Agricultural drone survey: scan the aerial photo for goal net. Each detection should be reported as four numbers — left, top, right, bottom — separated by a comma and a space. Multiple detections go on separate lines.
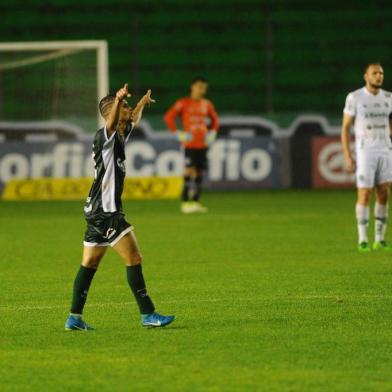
0, 41, 109, 134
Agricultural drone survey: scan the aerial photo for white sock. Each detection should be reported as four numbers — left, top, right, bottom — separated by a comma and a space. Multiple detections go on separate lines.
356, 204, 369, 244
375, 203, 388, 243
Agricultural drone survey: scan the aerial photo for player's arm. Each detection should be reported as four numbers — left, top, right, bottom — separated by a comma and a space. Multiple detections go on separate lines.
106, 84, 129, 136
389, 115, 392, 136
164, 99, 184, 133
132, 89, 156, 127
206, 101, 220, 145
208, 101, 219, 132
341, 92, 356, 172
164, 99, 191, 142
341, 113, 355, 173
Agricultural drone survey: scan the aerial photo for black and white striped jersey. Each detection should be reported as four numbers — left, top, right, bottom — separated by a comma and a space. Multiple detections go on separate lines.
84, 123, 134, 217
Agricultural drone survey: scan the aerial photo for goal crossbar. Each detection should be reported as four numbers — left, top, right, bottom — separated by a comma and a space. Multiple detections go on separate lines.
0, 40, 109, 128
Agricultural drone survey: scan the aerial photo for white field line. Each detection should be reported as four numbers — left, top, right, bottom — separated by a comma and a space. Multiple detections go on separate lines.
1, 294, 392, 311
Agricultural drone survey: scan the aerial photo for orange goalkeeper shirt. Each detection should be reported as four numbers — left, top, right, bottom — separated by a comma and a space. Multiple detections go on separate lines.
164, 97, 219, 149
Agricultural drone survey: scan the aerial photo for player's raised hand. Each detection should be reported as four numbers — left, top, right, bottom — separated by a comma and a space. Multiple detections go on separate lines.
141, 89, 156, 107
116, 83, 131, 101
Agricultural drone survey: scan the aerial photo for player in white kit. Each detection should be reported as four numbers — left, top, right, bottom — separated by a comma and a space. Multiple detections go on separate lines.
341, 63, 392, 252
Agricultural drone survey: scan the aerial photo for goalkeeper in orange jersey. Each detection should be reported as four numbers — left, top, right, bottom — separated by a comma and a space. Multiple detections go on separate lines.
164, 77, 219, 213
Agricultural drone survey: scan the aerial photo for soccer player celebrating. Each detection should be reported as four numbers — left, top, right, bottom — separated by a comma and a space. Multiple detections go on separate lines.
341, 63, 392, 252
65, 84, 175, 330
164, 77, 219, 213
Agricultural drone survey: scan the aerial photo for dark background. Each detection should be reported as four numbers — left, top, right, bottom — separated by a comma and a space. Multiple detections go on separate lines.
1, 0, 391, 121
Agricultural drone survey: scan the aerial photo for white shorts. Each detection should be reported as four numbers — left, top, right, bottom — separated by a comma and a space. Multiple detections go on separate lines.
356, 149, 392, 188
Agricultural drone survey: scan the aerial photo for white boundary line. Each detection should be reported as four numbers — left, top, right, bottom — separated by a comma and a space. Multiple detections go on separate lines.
2, 295, 392, 311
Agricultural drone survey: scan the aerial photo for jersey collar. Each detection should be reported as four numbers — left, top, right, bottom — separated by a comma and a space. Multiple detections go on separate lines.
363, 86, 381, 97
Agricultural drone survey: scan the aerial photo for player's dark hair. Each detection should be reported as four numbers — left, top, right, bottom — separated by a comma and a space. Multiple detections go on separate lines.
99, 93, 116, 115
191, 76, 208, 85
364, 62, 382, 73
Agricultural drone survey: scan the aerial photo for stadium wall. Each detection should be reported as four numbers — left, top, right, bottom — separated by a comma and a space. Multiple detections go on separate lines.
1, 0, 392, 120
0, 114, 353, 198
1, 1, 388, 194
0, 134, 291, 195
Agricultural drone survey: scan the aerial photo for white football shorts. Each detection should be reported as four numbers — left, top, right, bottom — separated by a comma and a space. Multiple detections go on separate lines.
356, 149, 392, 188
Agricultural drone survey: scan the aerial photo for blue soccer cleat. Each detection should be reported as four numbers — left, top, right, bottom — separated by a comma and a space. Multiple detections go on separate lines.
65, 314, 94, 331
141, 312, 175, 328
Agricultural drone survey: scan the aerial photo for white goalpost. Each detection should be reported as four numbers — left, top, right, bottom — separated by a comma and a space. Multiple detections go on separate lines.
0, 40, 109, 131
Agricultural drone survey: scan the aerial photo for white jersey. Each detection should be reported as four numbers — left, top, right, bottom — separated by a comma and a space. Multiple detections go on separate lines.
343, 87, 392, 151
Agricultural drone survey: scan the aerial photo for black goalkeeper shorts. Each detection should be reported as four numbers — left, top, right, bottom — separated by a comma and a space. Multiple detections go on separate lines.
185, 148, 208, 170
83, 213, 133, 247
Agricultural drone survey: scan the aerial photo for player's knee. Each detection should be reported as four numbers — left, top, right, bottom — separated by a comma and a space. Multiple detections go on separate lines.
185, 168, 194, 177
134, 251, 143, 264
358, 191, 372, 205
82, 257, 100, 269
376, 188, 389, 204
378, 194, 388, 204
188, 168, 197, 178
127, 251, 143, 266
195, 174, 203, 184
82, 256, 101, 269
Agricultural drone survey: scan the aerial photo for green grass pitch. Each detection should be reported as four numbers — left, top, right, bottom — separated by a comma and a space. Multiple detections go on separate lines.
1, 190, 392, 391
